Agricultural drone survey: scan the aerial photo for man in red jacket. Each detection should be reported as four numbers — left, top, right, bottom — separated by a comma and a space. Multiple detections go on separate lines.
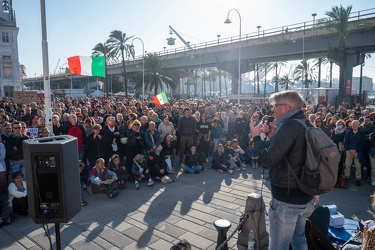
64, 114, 86, 160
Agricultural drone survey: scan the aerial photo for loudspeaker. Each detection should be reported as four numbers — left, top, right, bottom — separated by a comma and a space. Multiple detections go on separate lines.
23, 135, 81, 224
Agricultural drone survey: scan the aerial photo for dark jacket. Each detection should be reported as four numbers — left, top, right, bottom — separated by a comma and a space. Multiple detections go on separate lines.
5, 134, 30, 161
344, 129, 366, 152
212, 151, 227, 168
254, 110, 313, 204
184, 152, 202, 168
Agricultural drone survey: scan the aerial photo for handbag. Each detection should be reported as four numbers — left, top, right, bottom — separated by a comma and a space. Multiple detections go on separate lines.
150, 132, 163, 152
336, 176, 348, 189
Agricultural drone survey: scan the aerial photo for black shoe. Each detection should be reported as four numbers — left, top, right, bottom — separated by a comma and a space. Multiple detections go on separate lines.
355, 180, 361, 186
194, 171, 200, 174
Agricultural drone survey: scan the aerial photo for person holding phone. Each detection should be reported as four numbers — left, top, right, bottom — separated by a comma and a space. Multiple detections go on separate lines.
88, 158, 119, 198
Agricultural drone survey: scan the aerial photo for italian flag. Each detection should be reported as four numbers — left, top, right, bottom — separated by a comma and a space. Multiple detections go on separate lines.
152, 92, 169, 106
67, 56, 105, 77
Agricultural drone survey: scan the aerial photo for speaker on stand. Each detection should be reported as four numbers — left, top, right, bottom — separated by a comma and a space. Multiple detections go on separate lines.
23, 135, 81, 250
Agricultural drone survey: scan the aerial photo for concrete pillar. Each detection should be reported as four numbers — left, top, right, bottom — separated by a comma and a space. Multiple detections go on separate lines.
214, 219, 231, 250
237, 193, 269, 250
344, 53, 355, 95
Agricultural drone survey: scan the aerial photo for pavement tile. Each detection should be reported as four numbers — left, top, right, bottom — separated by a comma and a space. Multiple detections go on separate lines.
178, 231, 214, 249
174, 219, 206, 234
148, 238, 173, 250
153, 221, 186, 238
71, 240, 104, 250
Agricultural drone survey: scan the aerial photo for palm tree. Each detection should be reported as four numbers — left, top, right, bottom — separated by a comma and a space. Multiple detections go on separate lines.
207, 68, 218, 96
132, 53, 176, 96
279, 74, 293, 90
269, 61, 287, 92
107, 30, 134, 97
293, 60, 317, 88
92, 42, 114, 96
318, 5, 369, 104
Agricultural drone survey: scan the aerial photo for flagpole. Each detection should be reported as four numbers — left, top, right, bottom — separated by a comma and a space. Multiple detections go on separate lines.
40, 0, 52, 136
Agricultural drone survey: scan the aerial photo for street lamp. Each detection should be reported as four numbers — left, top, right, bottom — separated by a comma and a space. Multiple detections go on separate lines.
257, 26, 261, 38
224, 8, 242, 104
217, 34, 221, 46
131, 37, 145, 100
312, 13, 317, 27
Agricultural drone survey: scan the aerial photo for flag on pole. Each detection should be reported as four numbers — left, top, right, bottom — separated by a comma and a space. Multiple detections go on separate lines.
152, 92, 169, 106
67, 56, 105, 77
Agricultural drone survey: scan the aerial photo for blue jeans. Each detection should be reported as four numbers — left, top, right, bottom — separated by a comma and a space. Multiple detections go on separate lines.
269, 198, 314, 250
182, 164, 203, 174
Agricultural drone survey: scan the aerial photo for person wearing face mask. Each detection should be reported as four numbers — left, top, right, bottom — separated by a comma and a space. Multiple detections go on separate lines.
234, 111, 249, 147
331, 119, 347, 183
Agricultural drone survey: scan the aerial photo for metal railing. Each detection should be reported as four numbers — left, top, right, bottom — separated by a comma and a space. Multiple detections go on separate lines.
25, 8, 375, 80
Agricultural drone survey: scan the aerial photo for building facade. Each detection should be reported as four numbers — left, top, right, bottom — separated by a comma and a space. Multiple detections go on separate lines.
0, 0, 20, 97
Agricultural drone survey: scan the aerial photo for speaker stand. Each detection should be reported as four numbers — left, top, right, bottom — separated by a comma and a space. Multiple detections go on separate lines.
55, 223, 61, 250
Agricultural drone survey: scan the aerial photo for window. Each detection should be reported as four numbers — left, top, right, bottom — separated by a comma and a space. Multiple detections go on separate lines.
2, 32, 9, 43
2, 55, 10, 60
2, 1, 9, 13
3, 62, 12, 78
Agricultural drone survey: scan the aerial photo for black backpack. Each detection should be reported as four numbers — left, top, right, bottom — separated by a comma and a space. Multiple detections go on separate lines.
287, 119, 339, 196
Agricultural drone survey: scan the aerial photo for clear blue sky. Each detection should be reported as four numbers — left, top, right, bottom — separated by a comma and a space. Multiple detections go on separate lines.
13, 0, 375, 82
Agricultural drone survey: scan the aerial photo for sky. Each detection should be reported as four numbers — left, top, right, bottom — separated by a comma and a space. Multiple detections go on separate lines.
13, 0, 375, 83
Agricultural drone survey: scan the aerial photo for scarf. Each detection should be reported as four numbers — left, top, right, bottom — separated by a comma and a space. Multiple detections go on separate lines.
275, 109, 301, 127
334, 126, 346, 135
362, 124, 374, 134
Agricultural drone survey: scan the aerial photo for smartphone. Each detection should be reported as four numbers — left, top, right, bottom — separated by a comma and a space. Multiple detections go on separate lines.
267, 117, 274, 123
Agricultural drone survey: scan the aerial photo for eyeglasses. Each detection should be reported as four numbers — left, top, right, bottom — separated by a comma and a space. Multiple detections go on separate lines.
13, 127, 21, 130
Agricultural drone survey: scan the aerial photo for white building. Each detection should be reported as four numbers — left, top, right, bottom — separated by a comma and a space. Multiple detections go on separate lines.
0, 0, 21, 97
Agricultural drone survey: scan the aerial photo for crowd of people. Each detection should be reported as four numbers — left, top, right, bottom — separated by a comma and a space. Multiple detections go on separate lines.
0, 93, 373, 249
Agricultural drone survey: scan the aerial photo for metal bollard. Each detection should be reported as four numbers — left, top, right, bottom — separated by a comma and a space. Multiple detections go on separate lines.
214, 219, 231, 250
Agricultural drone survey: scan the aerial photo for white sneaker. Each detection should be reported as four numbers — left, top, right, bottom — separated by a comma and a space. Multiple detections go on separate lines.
228, 170, 233, 175
236, 168, 241, 172
217, 169, 223, 174
372, 181, 375, 187
242, 166, 246, 171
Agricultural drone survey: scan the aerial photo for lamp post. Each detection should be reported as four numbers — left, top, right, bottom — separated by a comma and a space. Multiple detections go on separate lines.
224, 8, 242, 104
217, 34, 221, 46
292, 27, 305, 88
131, 37, 145, 100
257, 25, 261, 38
312, 13, 317, 27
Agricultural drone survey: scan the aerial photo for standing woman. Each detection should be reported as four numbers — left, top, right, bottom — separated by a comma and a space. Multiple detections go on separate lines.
332, 119, 347, 181
145, 121, 162, 155
86, 124, 107, 167
158, 115, 176, 141
52, 114, 63, 136
196, 113, 211, 163
127, 113, 138, 129
125, 120, 142, 173
101, 116, 121, 162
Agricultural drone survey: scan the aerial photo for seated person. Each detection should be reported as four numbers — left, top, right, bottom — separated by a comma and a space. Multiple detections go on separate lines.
132, 154, 154, 189
8, 171, 28, 215
147, 151, 173, 184
342, 192, 375, 250
79, 159, 90, 191
182, 145, 203, 174
88, 158, 119, 198
224, 141, 241, 171
108, 154, 128, 190
231, 139, 246, 170
161, 134, 175, 174
211, 144, 233, 174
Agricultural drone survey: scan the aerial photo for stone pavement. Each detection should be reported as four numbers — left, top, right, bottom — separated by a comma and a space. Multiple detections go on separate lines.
1, 164, 374, 250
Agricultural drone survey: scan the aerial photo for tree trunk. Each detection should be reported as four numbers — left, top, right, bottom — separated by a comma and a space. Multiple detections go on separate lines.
194, 70, 198, 97
318, 58, 322, 88
275, 64, 278, 92
337, 39, 346, 105
359, 62, 363, 104
264, 66, 267, 99
121, 49, 128, 97
256, 64, 260, 95
224, 74, 228, 97
329, 61, 333, 88
219, 70, 222, 97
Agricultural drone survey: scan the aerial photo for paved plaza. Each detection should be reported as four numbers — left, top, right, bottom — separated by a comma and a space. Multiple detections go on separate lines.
1, 163, 374, 250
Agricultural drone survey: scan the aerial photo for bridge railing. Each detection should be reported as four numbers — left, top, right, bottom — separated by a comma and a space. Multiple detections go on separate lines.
28, 8, 375, 80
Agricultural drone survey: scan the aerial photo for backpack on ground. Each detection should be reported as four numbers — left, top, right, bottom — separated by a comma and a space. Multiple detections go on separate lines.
287, 119, 340, 196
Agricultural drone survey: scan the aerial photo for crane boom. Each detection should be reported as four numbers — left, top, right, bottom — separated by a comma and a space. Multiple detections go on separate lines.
53, 58, 60, 74
169, 25, 193, 50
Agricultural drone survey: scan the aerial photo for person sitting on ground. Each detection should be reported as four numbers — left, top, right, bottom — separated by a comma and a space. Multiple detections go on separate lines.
211, 144, 233, 174
224, 141, 241, 171
131, 154, 154, 189
147, 151, 173, 184
231, 139, 246, 170
88, 158, 119, 198
79, 159, 90, 191
161, 134, 175, 174
342, 192, 375, 250
170, 239, 192, 250
108, 154, 128, 190
182, 145, 203, 174
8, 171, 28, 215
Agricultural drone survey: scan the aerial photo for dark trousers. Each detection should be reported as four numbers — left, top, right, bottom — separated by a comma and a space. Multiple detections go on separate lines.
179, 135, 193, 163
